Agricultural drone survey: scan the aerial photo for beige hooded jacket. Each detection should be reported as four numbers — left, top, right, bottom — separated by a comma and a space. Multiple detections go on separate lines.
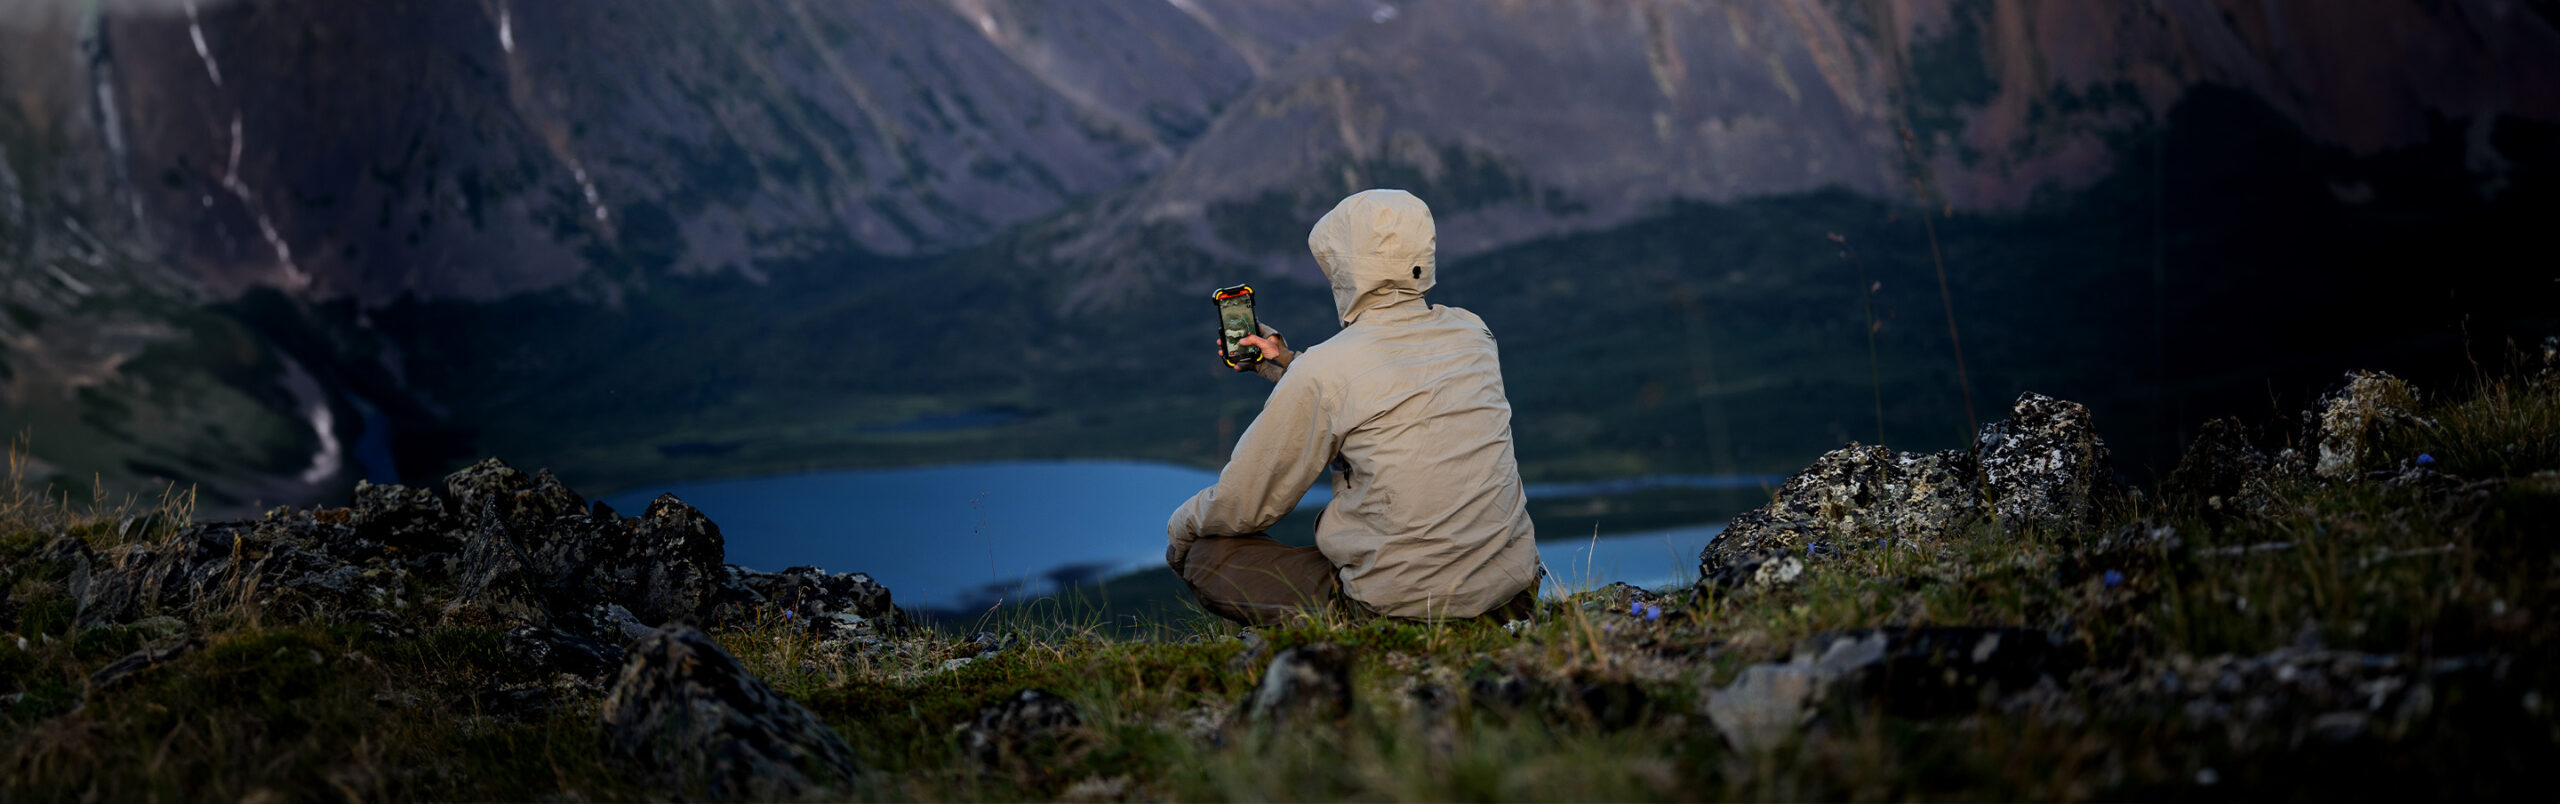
1166, 189, 1542, 619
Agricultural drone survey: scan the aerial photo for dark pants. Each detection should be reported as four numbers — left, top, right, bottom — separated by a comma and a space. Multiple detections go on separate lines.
1178, 533, 1538, 626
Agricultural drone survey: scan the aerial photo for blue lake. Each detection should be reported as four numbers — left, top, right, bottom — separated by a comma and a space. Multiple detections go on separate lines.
604, 461, 1733, 611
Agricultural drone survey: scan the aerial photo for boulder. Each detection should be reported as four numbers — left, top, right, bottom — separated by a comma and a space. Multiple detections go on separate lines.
600, 625, 857, 800
2306, 370, 2423, 480
1975, 393, 2118, 533
1698, 445, 1977, 589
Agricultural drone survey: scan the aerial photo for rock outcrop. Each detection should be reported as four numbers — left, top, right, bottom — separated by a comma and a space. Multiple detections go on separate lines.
1700, 393, 2119, 591
58, 457, 908, 685
1701, 446, 1979, 588
601, 625, 859, 799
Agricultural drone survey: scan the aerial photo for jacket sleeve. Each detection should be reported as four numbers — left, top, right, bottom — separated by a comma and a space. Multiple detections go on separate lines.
1166, 369, 1339, 569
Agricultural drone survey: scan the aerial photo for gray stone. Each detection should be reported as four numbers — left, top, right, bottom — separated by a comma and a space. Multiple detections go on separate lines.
1703, 662, 1828, 752
1242, 643, 1353, 728
601, 625, 857, 800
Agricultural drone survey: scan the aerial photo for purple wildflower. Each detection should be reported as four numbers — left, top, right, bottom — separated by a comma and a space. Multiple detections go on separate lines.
782, 609, 796, 620
2416, 453, 2437, 466
2103, 570, 2124, 589
1642, 603, 1663, 621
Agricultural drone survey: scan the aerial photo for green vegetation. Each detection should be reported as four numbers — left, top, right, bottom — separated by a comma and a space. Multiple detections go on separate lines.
2, 370, 2553, 799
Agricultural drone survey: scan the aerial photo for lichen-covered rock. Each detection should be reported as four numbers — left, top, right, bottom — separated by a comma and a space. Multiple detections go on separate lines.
719, 564, 908, 647
1583, 581, 1667, 618
1242, 643, 1353, 728
60, 455, 905, 707
1699, 445, 1977, 589
441, 458, 587, 528
2308, 370, 2423, 480
954, 689, 1088, 772
617, 495, 727, 626
2161, 417, 2271, 513
519, 509, 635, 614
1976, 393, 2117, 533
600, 625, 857, 799
443, 500, 550, 627
350, 480, 455, 557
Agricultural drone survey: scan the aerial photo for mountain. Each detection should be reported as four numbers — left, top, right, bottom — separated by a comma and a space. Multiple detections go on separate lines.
2, 0, 2556, 513
1050, 0, 2560, 304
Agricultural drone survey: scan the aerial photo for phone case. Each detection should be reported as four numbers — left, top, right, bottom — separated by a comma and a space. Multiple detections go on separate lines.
1213, 284, 1260, 370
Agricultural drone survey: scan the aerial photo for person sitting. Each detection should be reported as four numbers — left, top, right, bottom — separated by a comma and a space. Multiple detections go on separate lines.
1165, 189, 1542, 626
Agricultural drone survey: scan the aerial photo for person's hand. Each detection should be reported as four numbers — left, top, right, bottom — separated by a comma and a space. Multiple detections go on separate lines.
1212, 324, 1293, 369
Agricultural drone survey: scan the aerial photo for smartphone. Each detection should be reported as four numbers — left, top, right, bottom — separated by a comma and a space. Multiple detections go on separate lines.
1213, 284, 1260, 371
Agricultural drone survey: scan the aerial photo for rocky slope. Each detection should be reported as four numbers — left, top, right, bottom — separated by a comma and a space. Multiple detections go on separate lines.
3, 362, 2554, 798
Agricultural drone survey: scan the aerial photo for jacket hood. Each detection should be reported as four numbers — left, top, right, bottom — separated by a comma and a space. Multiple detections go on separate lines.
1308, 189, 1436, 326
